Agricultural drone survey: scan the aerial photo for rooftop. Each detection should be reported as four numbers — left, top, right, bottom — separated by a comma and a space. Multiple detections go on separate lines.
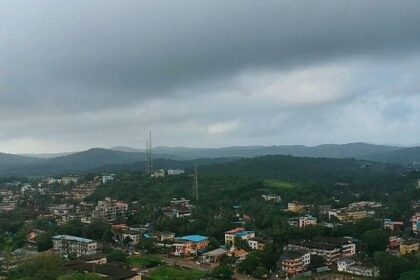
177, 235, 208, 243
52, 235, 95, 244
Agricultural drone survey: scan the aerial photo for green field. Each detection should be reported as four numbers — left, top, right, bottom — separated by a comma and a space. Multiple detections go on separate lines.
148, 266, 206, 280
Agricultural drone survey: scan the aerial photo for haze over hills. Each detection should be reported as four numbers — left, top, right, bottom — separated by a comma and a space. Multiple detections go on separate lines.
0, 142, 419, 176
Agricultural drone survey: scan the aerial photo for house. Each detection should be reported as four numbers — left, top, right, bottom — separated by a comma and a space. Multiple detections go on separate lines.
248, 238, 267, 251
281, 250, 311, 276
225, 228, 255, 247
228, 249, 249, 263
52, 235, 97, 258
173, 235, 209, 256
387, 236, 403, 255
337, 258, 379, 278
400, 240, 420, 256
383, 219, 404, 232
148, 231, 175, 242
26, 229, 46, 250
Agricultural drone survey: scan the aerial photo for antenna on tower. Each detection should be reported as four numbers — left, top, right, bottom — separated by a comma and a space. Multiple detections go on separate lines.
144, 131, 153, 175
193, 164, 199, 201
149, 131, 153, 173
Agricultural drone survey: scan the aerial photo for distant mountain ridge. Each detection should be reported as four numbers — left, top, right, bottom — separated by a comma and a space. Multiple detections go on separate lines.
113, 142, 402, 160
0, 142, 418, 176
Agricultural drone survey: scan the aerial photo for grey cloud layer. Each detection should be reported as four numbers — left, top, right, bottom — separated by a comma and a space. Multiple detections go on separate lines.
0, 0, 419, 152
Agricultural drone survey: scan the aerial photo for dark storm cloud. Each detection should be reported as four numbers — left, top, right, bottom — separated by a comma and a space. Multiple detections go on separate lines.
0, 0, 420, 152
1, 1, 419, 106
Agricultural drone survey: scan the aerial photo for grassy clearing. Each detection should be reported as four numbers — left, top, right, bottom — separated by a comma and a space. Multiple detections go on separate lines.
264, 179, 299, 190
128, 255, 164, 268
148, 266, 206, 280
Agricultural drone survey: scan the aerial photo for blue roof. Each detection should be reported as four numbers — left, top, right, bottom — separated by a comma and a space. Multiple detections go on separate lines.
234, 231, 254, 237
177, 235, 208, 242
52, 235, 94, 243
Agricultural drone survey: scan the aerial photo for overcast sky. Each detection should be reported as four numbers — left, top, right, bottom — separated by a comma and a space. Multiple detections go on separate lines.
1, 0, 420, 153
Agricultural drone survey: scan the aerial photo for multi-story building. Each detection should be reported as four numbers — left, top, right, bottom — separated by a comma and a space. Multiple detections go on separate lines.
299, 215, 317, 228
337, 258, 379, 278
400, 240, 420, 256
224, 228, 255, 247
287, 237, 356, 265
287, 202, 311, 213
348, 201, 382, 210
288, 215, 317, 228
411, 213, 420, 233
281, 251, 311, 276
94, 198, 128, 223
173, 235, 209, 256
383, 219, 404, 232
329, 209, 368, 222
163, 198, 194, 218
167, 169, 185, 176
52, 235, 97, 257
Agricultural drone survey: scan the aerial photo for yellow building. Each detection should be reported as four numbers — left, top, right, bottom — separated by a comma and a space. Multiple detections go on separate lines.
400, 240, 420, 256
288, 202, 310, 213
336, 210, 367, 222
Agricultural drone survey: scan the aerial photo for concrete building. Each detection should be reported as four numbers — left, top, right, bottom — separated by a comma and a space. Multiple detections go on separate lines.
52, 235, 97, 258
337, 258, 379, 278
400, 240, 420, 256
224, 227, 255, 247
383, 219, 404, 232
173, 235, 209, 256
167, 169, 185, 176
248, 238, 266, 251
94, 198, 128, 223
287, 237, 356, 265
281, 250, 311, 276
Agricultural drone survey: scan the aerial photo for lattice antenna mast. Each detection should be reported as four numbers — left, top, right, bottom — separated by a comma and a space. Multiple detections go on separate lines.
145, 140, 149, 174
193, 164, 199, 201
148, 131, 153, 173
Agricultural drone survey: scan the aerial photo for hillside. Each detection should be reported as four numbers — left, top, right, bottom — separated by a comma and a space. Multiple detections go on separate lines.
0, 153, 45, 174
4, 148, 145, 176
116, 142, 402, 160
365, 147, 420, 166
199, 155, 404, 189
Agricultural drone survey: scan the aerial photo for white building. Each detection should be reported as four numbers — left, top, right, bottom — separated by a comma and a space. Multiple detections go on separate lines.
337, 258, 379, 278
102, 175, 114, 184
299, 215, 317, 228
52, 235, 97, 257
167, 169, 185, 176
